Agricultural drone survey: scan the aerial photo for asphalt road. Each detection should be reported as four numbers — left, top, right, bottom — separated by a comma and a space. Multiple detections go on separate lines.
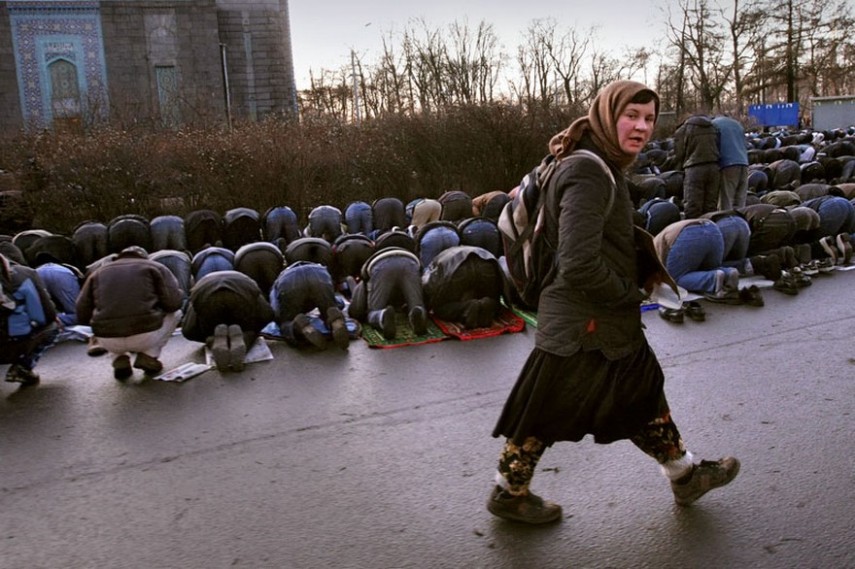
2, 269, 854, 569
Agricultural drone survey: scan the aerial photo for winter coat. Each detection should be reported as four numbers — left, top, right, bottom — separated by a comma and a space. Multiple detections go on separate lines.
535, 139, 647, 360
674, 115, 720, 169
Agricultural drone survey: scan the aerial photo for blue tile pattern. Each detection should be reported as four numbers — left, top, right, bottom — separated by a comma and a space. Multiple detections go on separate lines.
9, 1, 108, 129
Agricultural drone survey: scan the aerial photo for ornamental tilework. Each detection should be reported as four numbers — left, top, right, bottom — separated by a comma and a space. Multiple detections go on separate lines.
9, 2, 108, 129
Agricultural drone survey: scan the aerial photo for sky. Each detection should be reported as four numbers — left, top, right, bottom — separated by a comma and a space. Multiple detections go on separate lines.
288, 0, 669, 90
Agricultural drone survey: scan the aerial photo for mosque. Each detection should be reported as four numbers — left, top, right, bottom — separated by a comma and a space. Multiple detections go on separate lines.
0, 0, 298, 131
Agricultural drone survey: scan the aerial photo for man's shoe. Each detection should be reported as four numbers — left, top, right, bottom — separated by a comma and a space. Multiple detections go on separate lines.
773, 272, 799, 295
211, 323, 231, 371
486, 486, 563, 524
682, 300, 706, 322
112, 355, 133, 381
294, 313, 327, 349
658, 306, 684, 323
228, 324, 246, 371
790, 266, 812, 288
133, 353, 163, 376
836, 233, 852, 265
816, 258, 835, 274
703, 289, 743, 305
671, 457, 741, 506
800, 260, 819, 276
738, 285, 764, 307
326, 307, 350, 350
409, 306, 428, 336
5, 364, 40, 386
378, 306, 396, 340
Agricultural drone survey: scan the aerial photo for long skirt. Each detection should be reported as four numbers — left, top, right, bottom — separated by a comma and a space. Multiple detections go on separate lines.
492, 339, 669, 446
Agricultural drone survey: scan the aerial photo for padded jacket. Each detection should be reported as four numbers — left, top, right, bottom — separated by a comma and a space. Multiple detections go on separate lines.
76, 253, 183, 338
535, 139, 647, 360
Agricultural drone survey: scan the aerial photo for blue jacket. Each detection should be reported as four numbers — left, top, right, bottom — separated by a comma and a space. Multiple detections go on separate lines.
713, 116, 749, 168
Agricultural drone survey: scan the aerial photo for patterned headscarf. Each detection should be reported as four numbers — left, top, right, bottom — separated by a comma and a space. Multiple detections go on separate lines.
548, 80, 660, 170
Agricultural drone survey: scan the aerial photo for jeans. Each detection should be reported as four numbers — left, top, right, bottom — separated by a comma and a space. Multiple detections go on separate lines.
665, 221, 733, 294
270, 262, 338, 325
640, 199, 681, 236
459, 218, 502, 258
305, 206, 343, 243
150, 215, 187, 252
262, 206, 301, 247
714, 215, 750, 271
192, 247, 235, 281
804, 196, 855, 237
345, 202, 373, 236
418, 226, 460, 267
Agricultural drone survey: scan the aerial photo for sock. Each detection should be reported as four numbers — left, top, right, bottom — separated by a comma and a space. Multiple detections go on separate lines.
660, 451, 695, 481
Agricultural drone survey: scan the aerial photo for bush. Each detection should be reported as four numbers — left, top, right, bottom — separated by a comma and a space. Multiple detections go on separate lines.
0, 104, 583, 235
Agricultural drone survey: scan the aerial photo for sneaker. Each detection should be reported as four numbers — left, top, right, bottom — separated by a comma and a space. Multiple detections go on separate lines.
409, 306, 428, 336
293, 313, 327, 349
486, 486, 563, 524
836, 233, 853, 265
228, 324, 246, 371
378, 306, 396, 340
5, 364, 40, 386
327, 306, 350, 350
133, 353, 163, 376
816, 258, 835, 274
211, 323, 230, 371
789, 266, 811, 288
671, 457, 741, 506
800, 260, 819, 276
819, 236, 838, 264
112, 355, 133, 381
773, 273, 799, 295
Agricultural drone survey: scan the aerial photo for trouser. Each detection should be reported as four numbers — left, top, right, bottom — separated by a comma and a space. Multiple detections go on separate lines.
718, 165, 749, 211
97, 311, 181, 360
682, 163, 721, 219
496, 412, 691, 496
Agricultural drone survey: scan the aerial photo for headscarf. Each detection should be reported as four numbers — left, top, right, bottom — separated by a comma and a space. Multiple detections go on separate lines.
548, 80, 660, 170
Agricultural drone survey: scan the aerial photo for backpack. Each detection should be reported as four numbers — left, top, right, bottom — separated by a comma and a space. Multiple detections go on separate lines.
497, 149, 616, 309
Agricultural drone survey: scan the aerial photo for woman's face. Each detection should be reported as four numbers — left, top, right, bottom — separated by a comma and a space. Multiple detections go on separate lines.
617, 101, 657, 157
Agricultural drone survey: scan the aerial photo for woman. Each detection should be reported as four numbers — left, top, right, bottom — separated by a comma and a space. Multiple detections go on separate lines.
487, 81, 740, 524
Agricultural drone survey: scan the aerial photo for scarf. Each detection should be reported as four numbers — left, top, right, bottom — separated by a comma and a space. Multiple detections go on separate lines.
548, 80, 660, 171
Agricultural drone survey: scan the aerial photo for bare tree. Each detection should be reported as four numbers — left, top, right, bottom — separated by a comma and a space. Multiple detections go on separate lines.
666, 0, 731, 111
722, 0, 767, 115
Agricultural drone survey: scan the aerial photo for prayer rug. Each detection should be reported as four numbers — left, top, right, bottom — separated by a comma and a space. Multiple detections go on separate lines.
432, 307, 526, 340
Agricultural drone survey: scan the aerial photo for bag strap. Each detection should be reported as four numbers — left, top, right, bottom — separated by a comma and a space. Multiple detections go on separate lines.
569, 149, 617, 217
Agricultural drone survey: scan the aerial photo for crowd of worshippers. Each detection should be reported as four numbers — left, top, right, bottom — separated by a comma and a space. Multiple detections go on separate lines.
2, 118, 855, 386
